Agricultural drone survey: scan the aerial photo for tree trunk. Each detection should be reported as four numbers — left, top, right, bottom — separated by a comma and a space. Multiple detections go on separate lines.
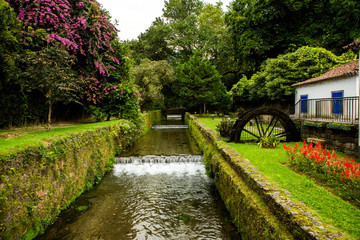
47, 101, 53, 131
199, 104, 203, 117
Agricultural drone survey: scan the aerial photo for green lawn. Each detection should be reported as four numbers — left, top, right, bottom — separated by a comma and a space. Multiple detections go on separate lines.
196, 116, 360, 239
0, 119, 126, 156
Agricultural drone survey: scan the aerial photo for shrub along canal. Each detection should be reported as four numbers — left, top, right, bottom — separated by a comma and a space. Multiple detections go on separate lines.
36, 116, 241, 239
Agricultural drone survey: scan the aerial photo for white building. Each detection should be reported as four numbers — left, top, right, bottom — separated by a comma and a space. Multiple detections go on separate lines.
293, 60, 359, 123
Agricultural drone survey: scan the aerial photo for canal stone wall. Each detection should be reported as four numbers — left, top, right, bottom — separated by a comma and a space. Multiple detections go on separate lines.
0, 111, 162, 240
186, 113, 348, 240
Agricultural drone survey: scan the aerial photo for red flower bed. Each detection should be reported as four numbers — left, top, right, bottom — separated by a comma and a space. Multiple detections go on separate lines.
284, 141, 360, 201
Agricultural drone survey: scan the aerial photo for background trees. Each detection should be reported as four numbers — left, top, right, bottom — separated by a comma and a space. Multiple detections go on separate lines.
176, 52, 228, 115
0, 0, 26, 127
231, 46, 357, 108
1, 0, 359, 127
129, 0, 236, 112
9, 46, 80, 130
129, 0, 360, 114
226, 0, 360, 77
130, 17, 173, 64
132, 59, 175, 110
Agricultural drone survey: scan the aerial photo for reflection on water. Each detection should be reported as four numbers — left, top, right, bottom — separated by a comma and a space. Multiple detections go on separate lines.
122, 128, 201, 157
37, 162, 241, 240
36, 118, 241, 240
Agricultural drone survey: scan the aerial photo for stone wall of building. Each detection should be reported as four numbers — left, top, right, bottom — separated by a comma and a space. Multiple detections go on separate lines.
299, 121, 358, 157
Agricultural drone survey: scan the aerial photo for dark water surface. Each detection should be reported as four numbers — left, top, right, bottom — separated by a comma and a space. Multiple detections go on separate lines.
36, 118, 241, 240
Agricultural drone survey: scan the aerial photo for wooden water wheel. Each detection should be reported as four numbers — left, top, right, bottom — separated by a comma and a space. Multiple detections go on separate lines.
230, 107, 299, 143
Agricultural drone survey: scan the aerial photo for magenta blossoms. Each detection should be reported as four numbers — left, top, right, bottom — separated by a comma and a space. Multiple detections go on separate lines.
6, 0, 120, 77
6, 0, 125, 104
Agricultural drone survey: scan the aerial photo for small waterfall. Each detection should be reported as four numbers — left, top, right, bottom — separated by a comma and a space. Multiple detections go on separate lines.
167, 114, 182, 120
116, 155, 202, 164
152, 125, 188, 129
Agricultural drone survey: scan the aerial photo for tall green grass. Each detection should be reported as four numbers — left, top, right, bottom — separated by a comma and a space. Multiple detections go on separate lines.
0, 119, 126, 156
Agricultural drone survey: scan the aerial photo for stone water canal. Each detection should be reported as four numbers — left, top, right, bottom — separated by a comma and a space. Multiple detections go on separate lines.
36, 116, 241, 239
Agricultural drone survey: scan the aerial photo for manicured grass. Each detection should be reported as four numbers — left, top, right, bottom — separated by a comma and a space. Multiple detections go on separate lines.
0, 119, 126, 156
197, 116, 360, 238
195, 116, 223, 131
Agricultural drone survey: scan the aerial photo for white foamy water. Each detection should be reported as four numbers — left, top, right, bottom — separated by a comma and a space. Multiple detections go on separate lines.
116, 155, 202, 164
151, 125, 188, 129
113, 161, 205, 176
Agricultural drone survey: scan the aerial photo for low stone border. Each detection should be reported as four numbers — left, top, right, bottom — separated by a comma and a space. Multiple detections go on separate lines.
186, 113, 349, 239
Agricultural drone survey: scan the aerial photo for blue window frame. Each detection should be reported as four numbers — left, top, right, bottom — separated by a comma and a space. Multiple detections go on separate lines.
300, 95, 308, 113
332, 91, 343, 114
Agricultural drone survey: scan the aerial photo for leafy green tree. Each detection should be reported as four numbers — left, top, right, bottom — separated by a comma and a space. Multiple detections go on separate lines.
231, 46, 357, 106
230, 74, 252, 108
176, 52, 227, 115
263, 47, 356, 102
0, 0, 48, 127
8, 46, 80, 130
132, 59, 175, 110
198, 2, 238, 89
130, 0, 238, 92
226, 0, 360, 76
130, 17, 173, 63
0, 0, 22, 80
88, 81, 141, 122
0, 0, 25, 127
163, 0, 204, 60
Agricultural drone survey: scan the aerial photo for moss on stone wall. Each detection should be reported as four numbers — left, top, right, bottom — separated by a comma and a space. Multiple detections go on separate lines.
143, 110, 164, 133
0, 111, 162, 240
186, 113, 349, 240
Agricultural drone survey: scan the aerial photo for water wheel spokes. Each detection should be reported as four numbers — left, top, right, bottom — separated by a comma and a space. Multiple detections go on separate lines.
265, 116, 279, 136
242, 128, 261, 139
230, 107, 299, 143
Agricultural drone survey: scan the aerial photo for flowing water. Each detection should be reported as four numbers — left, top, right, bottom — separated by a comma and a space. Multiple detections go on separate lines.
36, 116, 241, 240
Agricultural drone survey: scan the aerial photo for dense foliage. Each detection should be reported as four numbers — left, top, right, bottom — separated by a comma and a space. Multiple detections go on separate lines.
129, 0, 360, 113
0, 0, 27, 127
130, 1, 238, 89
2, 0, 360, 127
226, 0, 360, 76
231, 46, 356, 107
132, 59, 175, 110
8, 46, 80, 130
1, 0, 139, 128
176, 52, 229, 115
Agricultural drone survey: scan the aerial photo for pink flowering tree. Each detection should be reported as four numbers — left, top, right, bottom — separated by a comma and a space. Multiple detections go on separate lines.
87, 42, 142, 121
6, 0, 138, 118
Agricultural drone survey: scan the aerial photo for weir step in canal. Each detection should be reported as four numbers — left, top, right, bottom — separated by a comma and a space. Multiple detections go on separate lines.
36, 116, 241, 240
116, 155, 203, 164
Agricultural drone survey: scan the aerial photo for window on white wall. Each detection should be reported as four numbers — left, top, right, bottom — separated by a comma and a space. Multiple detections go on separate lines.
332, 91, 343, 114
